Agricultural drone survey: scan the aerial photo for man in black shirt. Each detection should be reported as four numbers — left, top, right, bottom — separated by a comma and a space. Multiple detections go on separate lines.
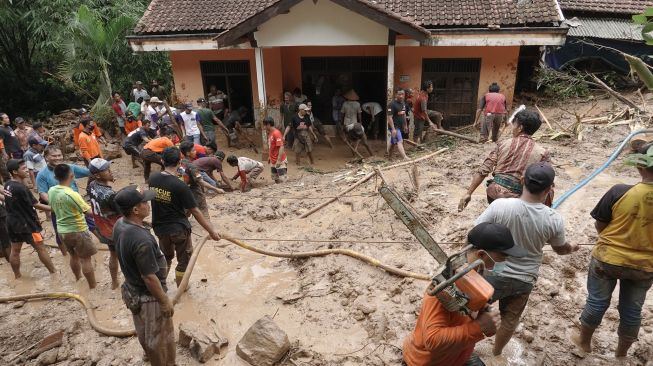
0, 113, 22, 183
122, 126, 156, 168
113, 186, 175, 365
387, 89, 409, 160
287, 104, 316, 165
4, 159, 56, 278
148, 147, 220, 286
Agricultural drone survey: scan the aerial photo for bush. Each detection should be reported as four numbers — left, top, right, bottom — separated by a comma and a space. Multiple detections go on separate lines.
91, 104, 117, 136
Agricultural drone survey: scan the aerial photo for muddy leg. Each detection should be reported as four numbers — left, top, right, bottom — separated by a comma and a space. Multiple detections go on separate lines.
69, 253, 82, 281
109, 251, 120, 290
9, 243, 23, 279
80, 256, 96, 289
571, 323, 596, 354
35, 243, 56, 274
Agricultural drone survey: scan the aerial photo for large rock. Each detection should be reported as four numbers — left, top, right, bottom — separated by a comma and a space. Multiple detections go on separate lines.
178, 322, 228, 363
236, 316, 290, 366
101, 143, 122, 161
36, 348, 59, 365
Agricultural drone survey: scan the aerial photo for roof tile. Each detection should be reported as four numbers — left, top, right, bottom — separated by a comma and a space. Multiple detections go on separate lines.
559, 0, 653, 15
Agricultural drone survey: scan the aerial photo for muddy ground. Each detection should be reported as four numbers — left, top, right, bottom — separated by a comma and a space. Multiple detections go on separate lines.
1, 93, 652, 366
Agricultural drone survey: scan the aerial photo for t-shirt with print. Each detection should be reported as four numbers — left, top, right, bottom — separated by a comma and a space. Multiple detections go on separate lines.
291, 114, 311, 131
0, 126, 20, 154
48, 185, 90, 234
197, 108, 217, 132
87, 180, 120, 243
148, 172, 197, 236
193, 157, 223, 174
475, 198, 566, 284
23, 147, 47, 174
590, 183, 653, 272
179, 111, 201, 136
268, 128, 286, 164
4, 180, 41, 235
114, 218, 168, 295
388, 100, 407, 131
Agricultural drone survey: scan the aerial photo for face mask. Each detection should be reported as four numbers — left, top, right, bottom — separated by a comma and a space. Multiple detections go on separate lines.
481, 250, 507, 275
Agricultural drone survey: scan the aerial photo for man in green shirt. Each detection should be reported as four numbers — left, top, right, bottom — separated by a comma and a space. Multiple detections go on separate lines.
48, 163, 98, 289
196, 98, 229, 144
127, 97, 144, 121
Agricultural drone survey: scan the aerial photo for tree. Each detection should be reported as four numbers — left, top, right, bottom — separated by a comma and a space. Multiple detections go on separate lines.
60, 4, 135, 109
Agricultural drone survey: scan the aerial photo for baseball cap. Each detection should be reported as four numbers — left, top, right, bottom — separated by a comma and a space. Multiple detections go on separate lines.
28, 137, 47, 146
298, 104, 308, 111
6, 159, 23, 173
524, 162, 555, 191
197, 98, 206, 104
149, 97, 162, 104
88, 158, 111, 174
467, 222, 526, 258
114, 185, 155, 215
14, 117, 25, 124
135, 81, 143, 85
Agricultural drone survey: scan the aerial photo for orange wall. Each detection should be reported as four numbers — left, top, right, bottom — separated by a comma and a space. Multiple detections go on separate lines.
170, 49, 258, 106
394, 46, 520, 108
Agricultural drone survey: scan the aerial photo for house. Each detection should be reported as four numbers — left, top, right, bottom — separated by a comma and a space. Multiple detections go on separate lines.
128, 0, 567, 132
548, 0, 653, 73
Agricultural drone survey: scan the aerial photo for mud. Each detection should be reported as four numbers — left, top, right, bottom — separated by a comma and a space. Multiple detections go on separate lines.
1, 94, 653, 365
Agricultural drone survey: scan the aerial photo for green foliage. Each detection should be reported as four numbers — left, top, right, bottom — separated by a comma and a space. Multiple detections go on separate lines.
535, 67, 591, 100
624, 145, 653, 167
633, 8, 653, 46
0, 0, 171, 118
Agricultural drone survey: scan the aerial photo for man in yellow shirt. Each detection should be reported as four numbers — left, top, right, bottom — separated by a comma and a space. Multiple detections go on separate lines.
573, 142, 653, 358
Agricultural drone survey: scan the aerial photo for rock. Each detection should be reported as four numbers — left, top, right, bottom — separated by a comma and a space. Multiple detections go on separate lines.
36, 348, 59, 365
353, 296, 377, 314
236, 316, 290, 366
12, 300, 25, 308
522, 330, 535, 343
101, 144, 122, 161
178, 322, 228, 363
352, 310, 366, 321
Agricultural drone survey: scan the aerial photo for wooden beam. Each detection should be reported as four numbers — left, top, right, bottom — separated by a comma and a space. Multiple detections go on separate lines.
388, 30, 397, 46
247, 33, 258, 48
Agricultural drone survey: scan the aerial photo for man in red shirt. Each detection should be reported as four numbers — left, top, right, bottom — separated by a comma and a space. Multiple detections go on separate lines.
413, 80, 443, 144
263, 117, 287, 183
403, 222, 526, 366
475, 82, 507, 143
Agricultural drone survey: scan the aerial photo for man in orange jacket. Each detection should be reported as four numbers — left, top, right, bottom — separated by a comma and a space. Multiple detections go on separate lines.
403, 222, 526, 366
78, 118, 103, 166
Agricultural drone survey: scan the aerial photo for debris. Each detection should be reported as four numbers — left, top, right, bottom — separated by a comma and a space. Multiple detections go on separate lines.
12, 300, 25, 308
534, 105, 553, 130
433, 128, 478, 143
178, 322, 228, 363
35, 348, 58, 365
236, 316, 290, 366
589, 74, 642, 112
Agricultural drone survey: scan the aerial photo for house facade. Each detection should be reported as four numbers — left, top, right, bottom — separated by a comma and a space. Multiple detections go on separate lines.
129, 0, 567, 133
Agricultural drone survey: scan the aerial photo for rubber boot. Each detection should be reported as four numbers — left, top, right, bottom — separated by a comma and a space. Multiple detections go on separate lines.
615, 337, 634, 358
571, 324, 596, 354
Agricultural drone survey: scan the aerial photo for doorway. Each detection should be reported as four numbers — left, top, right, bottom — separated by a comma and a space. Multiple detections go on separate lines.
301, 56, 387, 124
422, 58, 481, 128
200, 60, 254, 123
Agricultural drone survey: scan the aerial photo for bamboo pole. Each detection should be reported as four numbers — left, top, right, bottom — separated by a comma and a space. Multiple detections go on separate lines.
433, 128, 478, 143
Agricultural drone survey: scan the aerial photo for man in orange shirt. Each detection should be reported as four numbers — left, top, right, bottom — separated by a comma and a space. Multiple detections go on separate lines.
263, 117, 287, 183
123, 111, 142, 134
73, 111, 104, 146
140, 127, 174, 180
78, 119, 103, 165
403, 222, 526, 366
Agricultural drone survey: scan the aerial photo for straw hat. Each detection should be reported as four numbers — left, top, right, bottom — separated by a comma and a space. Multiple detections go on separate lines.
343, 89, 359, 101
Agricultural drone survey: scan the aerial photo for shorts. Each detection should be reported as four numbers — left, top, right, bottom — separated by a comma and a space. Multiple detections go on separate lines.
346, 123, 365, 141
157, 228, 193, 274
59, 230, 98, 257
271, 159, 288, 183
390, 128, 403, 145
122, 143, 141, 157
293, 130, 313, 153
9, 232, 43, 245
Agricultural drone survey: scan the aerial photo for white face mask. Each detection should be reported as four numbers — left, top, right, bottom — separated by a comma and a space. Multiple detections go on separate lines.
483, 251, 507, 275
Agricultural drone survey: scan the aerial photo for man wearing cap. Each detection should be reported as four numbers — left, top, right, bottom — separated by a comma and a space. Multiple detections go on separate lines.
140, 96, 157, 129
287, 103, 316, 165
24, 137, 48, 190
112, 92, 128, 135
403, 222, 526, 366
459, 110, 550, 212
113, 186, 175, 365
151, 79, 166, 101
132, 81, 150, 102
387, 89, 409, 160
475, 162, 579, 357
87, 158, 121, 289
49, 163, 99, 289
196, 98, 229, 144
179, 102, 207, 144
78, 118, 103, 166
148, 147, 220, 286
572, 142, 653, 358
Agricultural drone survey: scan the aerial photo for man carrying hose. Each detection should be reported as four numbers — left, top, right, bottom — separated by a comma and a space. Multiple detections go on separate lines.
113, 186, 175, 365
572, 142, 653, 358
148, 147, 220, 286
403, 222, 525, 365
458, 110, 549, 211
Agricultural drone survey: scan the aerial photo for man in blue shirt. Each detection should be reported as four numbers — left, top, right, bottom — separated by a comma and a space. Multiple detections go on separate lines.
36, 145, 91, 255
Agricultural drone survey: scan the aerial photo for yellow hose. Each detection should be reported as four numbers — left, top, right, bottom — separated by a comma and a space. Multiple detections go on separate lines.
0, 234, 430, 337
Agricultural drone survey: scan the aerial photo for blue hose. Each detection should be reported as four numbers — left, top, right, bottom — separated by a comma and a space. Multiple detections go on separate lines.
552, 129, 653, 209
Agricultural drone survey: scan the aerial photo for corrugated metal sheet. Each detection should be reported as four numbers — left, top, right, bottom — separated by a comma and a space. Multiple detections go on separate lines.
567, 17, 644, 41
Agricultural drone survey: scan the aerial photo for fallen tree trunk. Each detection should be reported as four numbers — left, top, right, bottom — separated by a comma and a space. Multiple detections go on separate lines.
433, 128, 478, 143
590, 74, 642, 112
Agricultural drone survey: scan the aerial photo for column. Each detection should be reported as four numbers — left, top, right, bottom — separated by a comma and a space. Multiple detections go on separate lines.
254, 47, 268, 159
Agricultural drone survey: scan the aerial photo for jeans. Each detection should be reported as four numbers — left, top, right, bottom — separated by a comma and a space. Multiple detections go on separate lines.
580, 258, 653, 341
186, 134, 200, 144
199, 171, 217, 187
203, 130, 216, 144
484, 273, 534, 339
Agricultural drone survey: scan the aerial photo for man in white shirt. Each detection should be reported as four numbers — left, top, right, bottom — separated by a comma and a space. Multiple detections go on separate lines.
362, 102, 383, 139
179, 103, 207, 144
132, 81, 150, 102
226, 155, 263, 192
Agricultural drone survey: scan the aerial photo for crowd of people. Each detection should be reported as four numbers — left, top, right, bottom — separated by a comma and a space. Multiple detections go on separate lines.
0, 79, 650, 365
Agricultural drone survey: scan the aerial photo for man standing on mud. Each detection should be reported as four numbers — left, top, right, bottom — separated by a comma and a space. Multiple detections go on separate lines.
148, 147, 220, 286
572, 142, 653, 358
458, 110, 549, 211
474, 162, 579, 357
263, 117, 288, 183
413, 80, 443, 144
387, 89, 409, 160
113, 186, 175, 365
475, 82, 507, 143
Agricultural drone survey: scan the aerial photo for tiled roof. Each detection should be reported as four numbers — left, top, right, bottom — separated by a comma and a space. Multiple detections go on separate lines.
567, 17, 644, 40
133, 0, 563, 35
559, 0, 653, 15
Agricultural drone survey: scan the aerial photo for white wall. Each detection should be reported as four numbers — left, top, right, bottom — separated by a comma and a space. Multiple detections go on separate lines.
254, 0, 389, 47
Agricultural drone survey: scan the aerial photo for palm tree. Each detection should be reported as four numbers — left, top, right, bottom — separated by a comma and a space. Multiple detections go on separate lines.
59, 5, 134, 108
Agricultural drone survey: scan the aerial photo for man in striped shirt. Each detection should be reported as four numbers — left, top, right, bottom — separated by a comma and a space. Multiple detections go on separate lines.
459, 110, 549, 211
